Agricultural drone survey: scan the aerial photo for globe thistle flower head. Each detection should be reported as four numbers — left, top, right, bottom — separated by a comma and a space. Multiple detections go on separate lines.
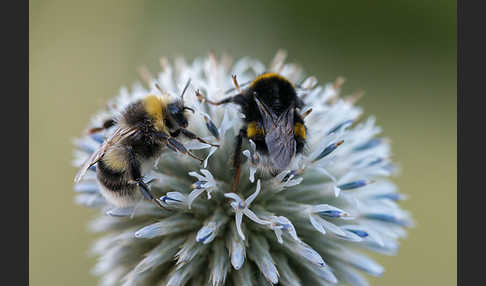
73, 51, 412, 286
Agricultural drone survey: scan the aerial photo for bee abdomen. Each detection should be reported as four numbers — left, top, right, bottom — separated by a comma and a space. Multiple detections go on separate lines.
294, 122, 306, 154
296, 139, 305, 154
97, 160, 132, 191
97, 160, 138, 206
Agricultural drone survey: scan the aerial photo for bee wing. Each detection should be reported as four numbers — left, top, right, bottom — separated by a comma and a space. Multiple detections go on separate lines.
254, 98, 296, 170
74, 127, 138, 183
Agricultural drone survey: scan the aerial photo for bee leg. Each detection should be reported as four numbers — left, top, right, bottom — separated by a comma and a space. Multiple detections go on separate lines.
166, 144, 177, 152
301, 108, 313, 119
231, 74, 242, 93
195, 90, 237, 106
135, 178, 166, 209
179, 129, 220, 147
127, 146, 166, 209
224, 79, 252, 94
169, 129, 181, 137
88, 118, 116, 134
168, 137, 205, 164
231, 128, 246, 193
157, 131, 205, 164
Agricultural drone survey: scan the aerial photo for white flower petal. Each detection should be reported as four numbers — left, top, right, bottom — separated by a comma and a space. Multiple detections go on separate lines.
183, 140, 210, 150
160, 192, 186, 207
309, 214, 347, 237
196, 223, 216, 244
309, 214, 326, 235
235, 211, 245, 241
249, 166, 257, 183
230, 240, 246, 270
224, 192, 242, 204
203, 146, 217, 168
245, 179, 261, 206
188, 171, 205, 181
187, 188, 205, 209
242, 150, 251, 159
200, 169, 214, 180
276, 216, 300, 242
311, 204, 351, 218
243, 209, 271, 226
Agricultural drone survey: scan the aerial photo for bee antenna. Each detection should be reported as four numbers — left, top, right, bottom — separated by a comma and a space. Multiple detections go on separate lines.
155, 82, 163, 93
180, 78, 192, 102
231, 75, 239, 92
183, 106, 195, 113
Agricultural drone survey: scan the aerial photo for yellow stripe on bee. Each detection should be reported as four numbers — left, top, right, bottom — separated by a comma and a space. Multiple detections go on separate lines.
143, 95, 167, 131
103, 148, 129, 171
247, 121, 265, 138
250, 72, 292, 88
294, 122, 306, 139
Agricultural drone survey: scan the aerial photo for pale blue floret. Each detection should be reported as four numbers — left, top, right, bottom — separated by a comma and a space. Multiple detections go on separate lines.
313, 140, 344, 162
353, 138, 382, 152
327, 119, 353, 135
338, 180, 371, 190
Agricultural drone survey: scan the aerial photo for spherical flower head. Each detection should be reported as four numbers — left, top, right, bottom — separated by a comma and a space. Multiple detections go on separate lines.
73, 51, 413, 286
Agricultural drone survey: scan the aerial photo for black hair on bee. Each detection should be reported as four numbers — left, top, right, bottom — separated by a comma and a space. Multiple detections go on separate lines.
196, 73, 308, 192
75, 79, 219, 209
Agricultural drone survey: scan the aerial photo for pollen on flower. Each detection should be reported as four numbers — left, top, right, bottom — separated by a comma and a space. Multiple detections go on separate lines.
73, 51, 412, 286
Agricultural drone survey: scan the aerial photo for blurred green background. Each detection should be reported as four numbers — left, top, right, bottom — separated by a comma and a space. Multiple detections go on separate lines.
30, 0, 456, 285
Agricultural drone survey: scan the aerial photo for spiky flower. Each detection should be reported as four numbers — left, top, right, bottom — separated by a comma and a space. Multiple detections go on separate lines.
73, 51, 412, 286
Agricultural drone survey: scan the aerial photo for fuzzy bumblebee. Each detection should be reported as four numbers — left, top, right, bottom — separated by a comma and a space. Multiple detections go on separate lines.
197, 72, 310, 192
74, 80, 218, 208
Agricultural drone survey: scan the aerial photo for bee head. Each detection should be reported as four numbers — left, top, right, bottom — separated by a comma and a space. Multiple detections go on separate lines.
167, 102, 194, 129
163, 78, 195, 129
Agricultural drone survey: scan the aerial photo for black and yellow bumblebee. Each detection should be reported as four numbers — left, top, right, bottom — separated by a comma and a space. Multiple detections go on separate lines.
74, 80, 218, 208
197, 73, 309, 191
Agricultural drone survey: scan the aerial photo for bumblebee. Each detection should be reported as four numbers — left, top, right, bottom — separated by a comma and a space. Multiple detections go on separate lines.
75, 80, 218, 208
197, 73, 309, 191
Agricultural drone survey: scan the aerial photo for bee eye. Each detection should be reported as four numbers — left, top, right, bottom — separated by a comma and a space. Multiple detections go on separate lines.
168, 104, 179, 115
